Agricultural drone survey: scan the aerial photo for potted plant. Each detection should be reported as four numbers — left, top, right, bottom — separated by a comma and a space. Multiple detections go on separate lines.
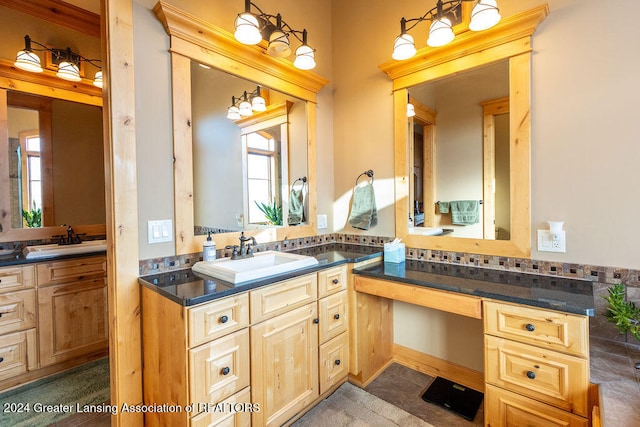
603, 283, 640, 369
255, 201, 282, 226
22, 202, 42, 228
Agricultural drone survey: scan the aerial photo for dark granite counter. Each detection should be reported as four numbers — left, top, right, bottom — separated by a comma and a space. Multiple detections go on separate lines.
0, 247, 106, 267
353, 260, 596, 316
138, 243, 383, 306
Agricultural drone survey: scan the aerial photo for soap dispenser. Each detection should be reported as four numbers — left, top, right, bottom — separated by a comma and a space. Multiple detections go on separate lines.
203, 231, 216, 262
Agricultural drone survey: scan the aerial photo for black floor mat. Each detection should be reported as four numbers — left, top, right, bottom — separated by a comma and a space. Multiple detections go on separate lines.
421, 377, 484, 421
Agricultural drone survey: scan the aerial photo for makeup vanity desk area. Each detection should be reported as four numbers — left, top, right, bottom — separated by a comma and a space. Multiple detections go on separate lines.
352, 260, 598, 427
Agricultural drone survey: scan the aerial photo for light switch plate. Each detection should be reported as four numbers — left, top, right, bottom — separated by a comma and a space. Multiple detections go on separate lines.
148, 219, 173, 244
537, 230, 566, 253
317, 214, 328, 230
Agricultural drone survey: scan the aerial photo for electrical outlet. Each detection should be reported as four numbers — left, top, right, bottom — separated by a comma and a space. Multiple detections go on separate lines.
537, 230, 566, 253
317, 214, 328, 230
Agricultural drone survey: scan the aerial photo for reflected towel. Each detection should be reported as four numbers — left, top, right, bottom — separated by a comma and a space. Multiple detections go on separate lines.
437, 201, 450, 214
450, 200, 479, 225
348, 183, 377, 230
287, 188, 305, 225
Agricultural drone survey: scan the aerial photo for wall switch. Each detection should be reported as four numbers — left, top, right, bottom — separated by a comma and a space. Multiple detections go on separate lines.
537, 230, 566, 253
317, 214, 328, 230
148, 219, 173, 244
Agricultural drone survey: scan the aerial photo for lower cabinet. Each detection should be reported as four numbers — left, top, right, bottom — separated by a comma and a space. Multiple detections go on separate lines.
0, 329, 37, 381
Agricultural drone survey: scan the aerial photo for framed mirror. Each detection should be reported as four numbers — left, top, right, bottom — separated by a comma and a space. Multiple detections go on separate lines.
154, 2, 328, 255
190, 63, 308, 234
380, 5, 548, 258
0, 69, 104, 242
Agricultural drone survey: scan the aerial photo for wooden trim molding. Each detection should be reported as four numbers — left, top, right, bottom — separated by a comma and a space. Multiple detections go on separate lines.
0, 0, 100, 38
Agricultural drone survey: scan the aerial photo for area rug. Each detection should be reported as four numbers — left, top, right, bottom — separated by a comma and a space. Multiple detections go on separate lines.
292, 382, 434, 426
0, 357, 110, 427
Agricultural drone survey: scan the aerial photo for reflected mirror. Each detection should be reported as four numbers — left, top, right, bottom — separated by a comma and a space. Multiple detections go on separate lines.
2, 90, 105, 231
408, 61, 509, 240
190, 63, 308, 234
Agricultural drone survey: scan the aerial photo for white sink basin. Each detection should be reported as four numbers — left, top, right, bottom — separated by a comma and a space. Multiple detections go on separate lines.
192, 250, 319, 284
23, 240, 107, 259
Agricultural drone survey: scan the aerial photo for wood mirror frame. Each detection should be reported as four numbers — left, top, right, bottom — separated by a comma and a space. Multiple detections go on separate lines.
379, 4, 548, 258
154, 1, 328, 255
0, 1, 104, 242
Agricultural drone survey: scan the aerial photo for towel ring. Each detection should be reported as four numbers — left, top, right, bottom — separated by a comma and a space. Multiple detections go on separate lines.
291, 176, 307, 191
355, 170, 374, 186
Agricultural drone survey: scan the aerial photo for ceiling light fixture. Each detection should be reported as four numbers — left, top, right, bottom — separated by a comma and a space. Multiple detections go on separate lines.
392, 0, 501, 60
227, 86, 267, 120
14, 35, 103, 88
234, 0, 316, 70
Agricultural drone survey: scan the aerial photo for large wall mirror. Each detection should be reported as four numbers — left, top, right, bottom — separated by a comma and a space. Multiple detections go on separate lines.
154, 1, 328, 255
380, 4, 548, 258
191, 63, 308, 234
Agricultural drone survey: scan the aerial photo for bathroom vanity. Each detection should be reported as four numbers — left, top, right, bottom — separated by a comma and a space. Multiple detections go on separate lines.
0, 252, 108, 390
140, 245, 598, 426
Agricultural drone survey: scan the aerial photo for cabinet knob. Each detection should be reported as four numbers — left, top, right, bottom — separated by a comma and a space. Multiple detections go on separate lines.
313, 318, 320, 324
220, 315, 229, 324
0, 357, 3, 363
334, 313, 340, 320
332, 278, 339, 285
525, 323, 535, 332
526, 370, 536, 379
334, 359, 341, 366
221, 367, 230, 375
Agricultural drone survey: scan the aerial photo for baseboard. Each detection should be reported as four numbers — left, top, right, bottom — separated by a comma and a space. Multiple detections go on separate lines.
392, 344, 484, 392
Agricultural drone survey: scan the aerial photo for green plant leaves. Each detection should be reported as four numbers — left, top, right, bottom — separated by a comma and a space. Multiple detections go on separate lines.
603, 283, 640, 343
255, 201, 282, 226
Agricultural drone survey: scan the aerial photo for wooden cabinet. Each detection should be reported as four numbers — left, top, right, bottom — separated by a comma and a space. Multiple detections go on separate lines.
484, 300, 590, 425
0, 265, 37, 382
37, 257, 108, 367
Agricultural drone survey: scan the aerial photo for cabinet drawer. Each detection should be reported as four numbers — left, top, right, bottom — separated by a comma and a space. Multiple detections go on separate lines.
485, 384, 589, 427
0, 265, 35, 293
318, 290, 347, 344
189, 329, 250, 408
190, 387, 252, 427
188, 294, 249, 348
0, 329, 37, 381
0, 289, 36, 335
485, 335, 589, 417
318, 266, 347, 298
250, 274, 317, 324
484, 300, 588, 357
36, 256, 106, 287
319, 332, 349, 394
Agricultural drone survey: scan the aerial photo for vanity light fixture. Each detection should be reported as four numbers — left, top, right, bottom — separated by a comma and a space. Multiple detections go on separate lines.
392, 0, 501, 60
407, 94, 416, 117
14, 35, 103, 88
234, 0, 316, 70
227, 86, 267, 120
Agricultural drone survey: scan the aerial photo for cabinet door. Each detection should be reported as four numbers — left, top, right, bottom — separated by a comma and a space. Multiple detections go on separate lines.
251, 302, 319, 427
0, 329, 36, 381
319, 332, 349, 394
38, 278, 108, 366
318, 290, 347, 344
485, 384, 589, 427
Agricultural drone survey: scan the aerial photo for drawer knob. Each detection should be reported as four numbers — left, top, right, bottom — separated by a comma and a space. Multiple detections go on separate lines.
335, 359, 341, 366
313, 318, 320, 324
0, 357, 3, 363
525, 323, 535, 332
332, 278, 340, 285
220, 315, 229, 324
334, 313, 340, 320
221, 367, 230, 375
526, 370, 536, 380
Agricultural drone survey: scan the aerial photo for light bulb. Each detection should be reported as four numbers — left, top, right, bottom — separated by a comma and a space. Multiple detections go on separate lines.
469, 0, 501, 31
56, 61, 81, 82
294, 45, 316, 70
427, 17, 454, 47
234, 13, 262, 45
14, 50, 43, 73
392, 33, 417, 60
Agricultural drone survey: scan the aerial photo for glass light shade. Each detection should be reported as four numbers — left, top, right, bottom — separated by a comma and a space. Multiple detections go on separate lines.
406, 103, 416, 117
427, 17, 454, 47
234, 13, 262, 45
392, 33, 417, 60
14, 50, 43, 73
267, 30, 292, 57
469, 0, 501, 31
294, 45, 316, 70
251, 95, 266, 112
239, 100, 253, 116
56, 61, 81, 82
93, 70, 103, 88
227, 106, 241, 120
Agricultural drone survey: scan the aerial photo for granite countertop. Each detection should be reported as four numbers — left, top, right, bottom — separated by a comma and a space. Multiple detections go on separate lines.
138, 243, 383, 306
354, 259, 595, 316
0, 246, 106, 267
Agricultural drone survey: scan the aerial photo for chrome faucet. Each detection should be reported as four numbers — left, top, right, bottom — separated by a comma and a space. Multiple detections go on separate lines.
225, 232, 257, 260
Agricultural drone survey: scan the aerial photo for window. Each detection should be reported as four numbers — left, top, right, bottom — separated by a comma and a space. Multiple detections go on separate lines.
246, 130, 281, 224
20, 130, 42, 214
